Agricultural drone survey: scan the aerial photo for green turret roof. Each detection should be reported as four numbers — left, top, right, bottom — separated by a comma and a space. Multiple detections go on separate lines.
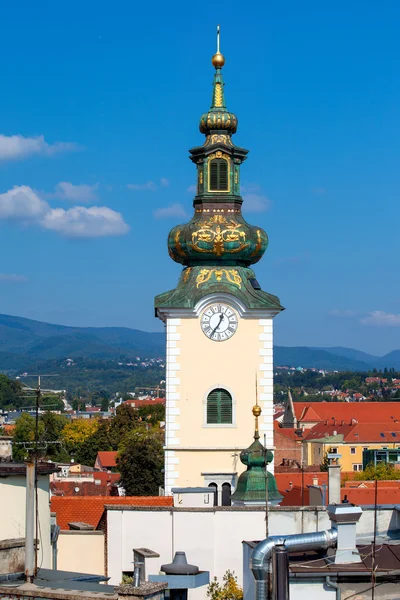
231, 404, 282, 506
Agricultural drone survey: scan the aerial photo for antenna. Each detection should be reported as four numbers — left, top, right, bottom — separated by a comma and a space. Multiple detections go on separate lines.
20, 374, 58, 580
216, 24, 220, 53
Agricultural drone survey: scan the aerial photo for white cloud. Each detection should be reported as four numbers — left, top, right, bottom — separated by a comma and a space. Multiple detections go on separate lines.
41, 206, 129, 238
127, 181, 157, 191
241, 183, 271, 212
242, 192, 271, 212
127, 178, 169, 191
53, 182, 98, 203
0, 186, 48, 220
0, 134, 79, 161
0, 185, 129, 238
328, 309, 358, 317
360, 311, 400, 327
0, 273, 27, 283
154, 203, 188, 220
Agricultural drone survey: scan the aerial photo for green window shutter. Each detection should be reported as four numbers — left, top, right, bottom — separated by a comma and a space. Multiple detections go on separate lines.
209, 159, 229, 192
218, 160, 228, 190
207, 389, 232, 424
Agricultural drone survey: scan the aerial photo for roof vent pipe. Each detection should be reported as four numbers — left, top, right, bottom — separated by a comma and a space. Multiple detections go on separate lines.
250, 527, 337, 600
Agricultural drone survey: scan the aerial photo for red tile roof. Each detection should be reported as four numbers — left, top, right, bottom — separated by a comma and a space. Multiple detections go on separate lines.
51, 496, 173, 530
96, 451, 118, 468
276, 472, 328, 506
50, 473, 121, 497
304, 421, 400, 443
343, 487, 400, 505
295, 402, 400, 424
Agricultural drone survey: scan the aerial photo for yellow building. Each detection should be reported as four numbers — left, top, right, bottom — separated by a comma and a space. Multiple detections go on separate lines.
304, 422, 400, 472
155, 33, 283, 498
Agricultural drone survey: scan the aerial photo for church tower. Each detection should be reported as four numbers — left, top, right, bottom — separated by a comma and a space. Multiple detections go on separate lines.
155, 28, 284, 499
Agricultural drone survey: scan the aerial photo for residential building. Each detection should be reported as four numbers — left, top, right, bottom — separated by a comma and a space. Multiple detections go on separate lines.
94, 451, 118, 471
294, 401, 400, 429
303, 421, 400, 471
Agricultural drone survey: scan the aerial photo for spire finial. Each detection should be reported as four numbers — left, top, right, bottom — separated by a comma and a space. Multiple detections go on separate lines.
212, 25, 225, 68
252, 374, 262, 440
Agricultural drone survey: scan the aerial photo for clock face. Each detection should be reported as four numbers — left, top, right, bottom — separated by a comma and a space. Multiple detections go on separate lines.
201, 303, 238, 341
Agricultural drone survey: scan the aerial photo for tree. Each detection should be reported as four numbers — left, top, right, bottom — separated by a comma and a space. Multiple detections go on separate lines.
101, 397, 109, 412
75, 420, 113, 466
137, 403, 165, 426
118, 427, 164, 495
40, 412, 68, 460
207, 571, 243, 600
12, 413, 42, 461
353, 462, 400, 481
110, 404, 138, 449
62, 418, 99, 456
0, 374, 23, 410
320, 452, 330, 472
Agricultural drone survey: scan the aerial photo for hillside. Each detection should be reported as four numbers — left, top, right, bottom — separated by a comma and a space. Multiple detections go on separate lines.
0, 313, 399, 374
0, 313, 165, 364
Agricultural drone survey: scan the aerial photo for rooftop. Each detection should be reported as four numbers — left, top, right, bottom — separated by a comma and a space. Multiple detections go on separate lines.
51, 496, 173, 530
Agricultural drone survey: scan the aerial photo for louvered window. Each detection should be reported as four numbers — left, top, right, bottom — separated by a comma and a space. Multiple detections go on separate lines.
207, 388, 232, 424
209, 158, 229, 191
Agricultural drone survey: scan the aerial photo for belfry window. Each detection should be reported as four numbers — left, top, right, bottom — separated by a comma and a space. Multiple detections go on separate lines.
209, 158, 228, 191
207, 388, 232, 424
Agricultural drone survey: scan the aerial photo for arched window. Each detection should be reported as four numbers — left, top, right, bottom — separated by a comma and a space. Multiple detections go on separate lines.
209, 158, 228, 191
222, 482, 232, 506
208, 482, 218, 506
207, 388, 232, 424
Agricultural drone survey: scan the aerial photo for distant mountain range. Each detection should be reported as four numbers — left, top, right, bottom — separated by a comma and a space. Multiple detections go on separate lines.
0, 313, 398, 372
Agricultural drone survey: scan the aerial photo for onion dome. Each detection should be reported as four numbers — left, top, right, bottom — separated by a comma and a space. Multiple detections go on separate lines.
168, 212, 267, 267
231, 404, 283, 506
199, 26, 238, 136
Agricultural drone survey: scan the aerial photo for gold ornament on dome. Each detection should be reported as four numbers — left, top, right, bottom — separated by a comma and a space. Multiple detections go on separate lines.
250, 229, 262, 257
173, 230, 186, 257
190, 214, 249, 256
214, 82, 223, 107
196, 268, 242, 289
204, 134, 233, 147
182, 267, 192, 283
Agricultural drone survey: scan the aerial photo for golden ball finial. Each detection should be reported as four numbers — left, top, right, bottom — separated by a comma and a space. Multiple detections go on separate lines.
252, 404, 262, 418
212, 52, 225, 68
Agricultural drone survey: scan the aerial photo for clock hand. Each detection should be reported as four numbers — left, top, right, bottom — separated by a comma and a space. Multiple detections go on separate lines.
211, 314, 224, 336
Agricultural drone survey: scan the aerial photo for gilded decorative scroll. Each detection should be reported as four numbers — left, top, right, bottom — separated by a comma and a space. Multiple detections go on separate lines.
190, 215, 249, 256
250, 229, 262, 257
195, 268, 242, 289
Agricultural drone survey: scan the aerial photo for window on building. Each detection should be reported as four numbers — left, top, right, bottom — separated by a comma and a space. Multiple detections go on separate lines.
209, 158, 229, 191
221, 482, 231, 506
207, 388, 233, 424
330, 447, 338, 454
208, 482, 218, 506
352, 464, 363, 472
350, 447, 356, 455
363, 447, 368, 452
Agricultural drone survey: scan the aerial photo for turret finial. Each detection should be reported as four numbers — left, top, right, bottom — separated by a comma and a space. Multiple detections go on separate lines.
252, 375, 262, 440
212, 25, 225, 68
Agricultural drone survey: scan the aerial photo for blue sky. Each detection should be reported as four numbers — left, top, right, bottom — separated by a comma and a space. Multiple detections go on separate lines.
0, 1, 399, 356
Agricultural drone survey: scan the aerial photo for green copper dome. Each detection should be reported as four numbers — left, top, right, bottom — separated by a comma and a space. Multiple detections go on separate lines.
168, 213, 268, 267
231, 406, 282, 506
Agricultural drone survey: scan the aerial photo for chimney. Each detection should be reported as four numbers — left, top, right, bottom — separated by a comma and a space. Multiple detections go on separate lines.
327, 504, 363, 563
327, 453, 341, 505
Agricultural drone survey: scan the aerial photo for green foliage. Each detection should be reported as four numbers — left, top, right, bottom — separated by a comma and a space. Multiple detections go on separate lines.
118, 427, 164, 495
75, 420, 114, 466
207, 571, 243, 600
137, 403, 165, 426
0, 374, 23, 410
320, 452, 329, 472
12, 413, 43, 461
353, 463, 400, 481
109, 404, 138, 447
